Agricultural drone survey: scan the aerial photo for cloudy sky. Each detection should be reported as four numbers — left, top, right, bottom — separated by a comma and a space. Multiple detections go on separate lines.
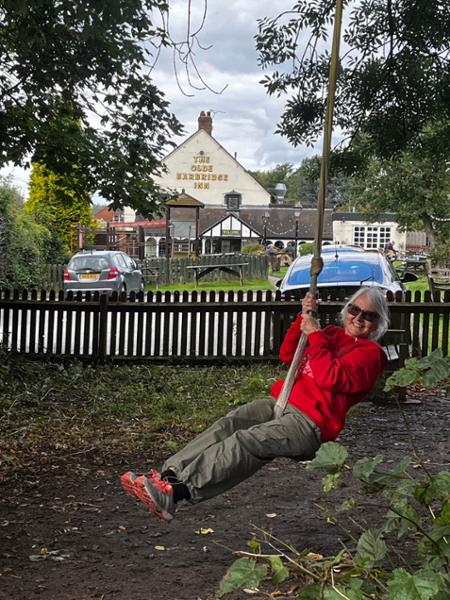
153, 0, 323, 170
2, 0, 326, 198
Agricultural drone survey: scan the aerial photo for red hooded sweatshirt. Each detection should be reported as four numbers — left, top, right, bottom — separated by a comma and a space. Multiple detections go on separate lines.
270, 313, 387, 442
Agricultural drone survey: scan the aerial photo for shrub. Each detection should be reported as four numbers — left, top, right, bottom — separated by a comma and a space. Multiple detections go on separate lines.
242, 243, 265, 255
0, 178, 51, 289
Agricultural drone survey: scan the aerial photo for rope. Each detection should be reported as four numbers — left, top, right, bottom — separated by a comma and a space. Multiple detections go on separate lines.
274, 0, 344, 419
310, 257, 324, 277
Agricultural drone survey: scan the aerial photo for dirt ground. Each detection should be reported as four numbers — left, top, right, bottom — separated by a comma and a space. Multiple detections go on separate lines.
1, 390, 449, 600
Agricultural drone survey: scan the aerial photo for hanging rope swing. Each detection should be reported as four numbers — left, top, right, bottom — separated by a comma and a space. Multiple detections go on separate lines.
274, 0, 344, 418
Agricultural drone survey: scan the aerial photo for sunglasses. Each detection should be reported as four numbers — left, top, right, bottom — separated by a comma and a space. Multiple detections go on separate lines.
347, 303, 379, 322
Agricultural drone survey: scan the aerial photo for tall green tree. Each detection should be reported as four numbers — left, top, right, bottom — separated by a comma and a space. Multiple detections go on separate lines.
250, 159, 351, 207
0, 178, 51, 288
250, 163, 295, 198
350, 120, 450, 253
287, 156, 351, 208
0, 0, 183, 214
26, 163, 97, 258
256, 1, 450, 160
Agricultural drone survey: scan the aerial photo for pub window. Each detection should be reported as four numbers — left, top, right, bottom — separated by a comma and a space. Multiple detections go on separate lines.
379, 227, 391, 248
353, 226, 365, 247
224, 192, 242, 211
366, 226, 378, 249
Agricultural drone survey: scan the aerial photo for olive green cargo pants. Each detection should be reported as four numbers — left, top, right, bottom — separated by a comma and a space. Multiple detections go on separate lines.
161, 397, 321, 503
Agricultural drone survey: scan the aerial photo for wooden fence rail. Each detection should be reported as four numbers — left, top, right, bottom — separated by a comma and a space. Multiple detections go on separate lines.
0, 289, 449, 363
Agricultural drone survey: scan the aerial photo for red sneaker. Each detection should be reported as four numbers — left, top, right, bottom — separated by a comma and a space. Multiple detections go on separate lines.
120, 469, 160, 502
133, 475, 175, 522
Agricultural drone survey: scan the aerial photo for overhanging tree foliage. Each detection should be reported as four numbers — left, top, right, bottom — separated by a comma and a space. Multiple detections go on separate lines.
256, 1, 450, 160
350, 120, 450, 257
0, 0, 183, 214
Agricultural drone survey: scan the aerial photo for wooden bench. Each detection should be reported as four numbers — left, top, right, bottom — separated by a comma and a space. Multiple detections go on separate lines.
142, 266, 160, 287
186, 263, 248, 287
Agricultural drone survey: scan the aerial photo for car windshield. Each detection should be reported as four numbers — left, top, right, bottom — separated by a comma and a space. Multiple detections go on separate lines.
287, 258, 383, 286
69, 256, 111, 270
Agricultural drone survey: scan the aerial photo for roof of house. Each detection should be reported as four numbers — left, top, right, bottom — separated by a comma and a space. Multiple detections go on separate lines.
332, 212, 397, 222
136, 206, 333, 239
165, 192, 205, 208
199, 207, 333, 239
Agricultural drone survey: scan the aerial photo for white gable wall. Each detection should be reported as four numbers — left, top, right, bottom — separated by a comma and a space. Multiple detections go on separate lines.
207, 215, 259, 239
154, 130, 271, 207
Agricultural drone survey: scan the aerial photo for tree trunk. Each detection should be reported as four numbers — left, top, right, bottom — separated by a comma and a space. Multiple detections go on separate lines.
420, 214, 436, 247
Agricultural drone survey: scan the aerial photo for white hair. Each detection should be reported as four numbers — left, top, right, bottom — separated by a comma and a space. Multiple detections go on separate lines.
339, 287, 390, 341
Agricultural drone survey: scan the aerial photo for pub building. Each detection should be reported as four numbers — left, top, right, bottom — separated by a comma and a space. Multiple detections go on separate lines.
95, 112, 420, 259
144, 111, 332, 257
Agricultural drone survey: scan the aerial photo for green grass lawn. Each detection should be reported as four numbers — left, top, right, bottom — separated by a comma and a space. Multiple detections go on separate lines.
403, 275, 430, 296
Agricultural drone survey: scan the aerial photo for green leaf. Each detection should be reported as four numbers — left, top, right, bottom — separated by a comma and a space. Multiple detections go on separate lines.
352, 455, 384, 484
422, 358, 450, 386
306, 442, 348, 472
268, 555, 289, 586
394, 502, 423, 538
435, 500, 450, 526
323, 579, 365, 600
356, 529, 387, 568
417, 349, 444, 367
423, 472, 450, 503
217, 558, 267, 598
322, 473, 342, 492
387, 456, 411, 479
298, 583, 321, 599
247, 539, 261, 552
387, 568, 442, 600
383, 509, 401, 534
386, 351, 450, 390
337, 497, 356, 513
429, 522, 450, 543
385, 366, 420, 390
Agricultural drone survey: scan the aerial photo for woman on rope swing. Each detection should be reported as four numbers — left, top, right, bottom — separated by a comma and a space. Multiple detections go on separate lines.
121, 287, 389, 522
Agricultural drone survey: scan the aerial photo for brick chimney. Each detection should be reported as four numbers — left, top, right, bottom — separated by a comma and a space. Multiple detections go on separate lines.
198, 110, 212, 136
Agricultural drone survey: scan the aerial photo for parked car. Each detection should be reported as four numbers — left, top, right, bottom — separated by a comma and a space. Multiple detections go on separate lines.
64, 250, 145, 296
277, 249, 417, 299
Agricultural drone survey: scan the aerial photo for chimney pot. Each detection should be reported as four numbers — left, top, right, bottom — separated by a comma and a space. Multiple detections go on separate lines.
198, 110, 213, 136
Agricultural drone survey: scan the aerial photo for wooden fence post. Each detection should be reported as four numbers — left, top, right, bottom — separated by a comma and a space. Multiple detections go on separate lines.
97, 294, 108, 363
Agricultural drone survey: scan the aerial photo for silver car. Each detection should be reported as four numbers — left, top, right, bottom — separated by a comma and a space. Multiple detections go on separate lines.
64, 251, 145, 296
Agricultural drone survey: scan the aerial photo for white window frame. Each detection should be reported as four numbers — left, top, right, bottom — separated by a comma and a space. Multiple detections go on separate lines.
353, 225, 392, 249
